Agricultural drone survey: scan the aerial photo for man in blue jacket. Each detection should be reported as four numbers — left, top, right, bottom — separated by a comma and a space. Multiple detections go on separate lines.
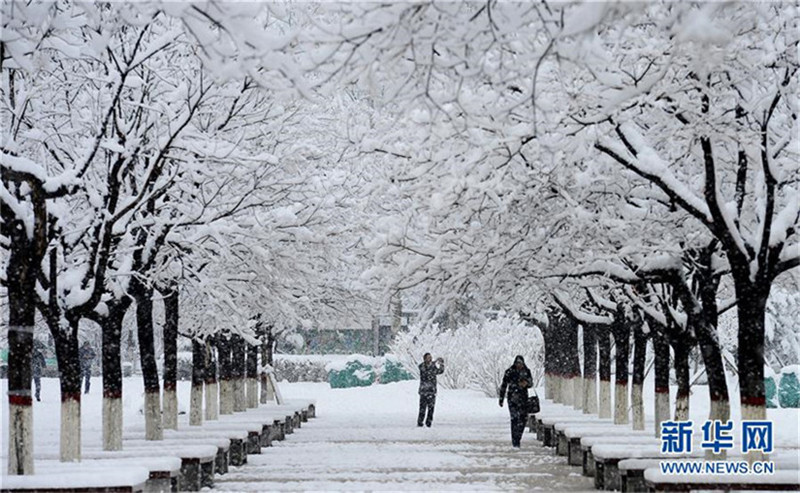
417, 353, 444, 427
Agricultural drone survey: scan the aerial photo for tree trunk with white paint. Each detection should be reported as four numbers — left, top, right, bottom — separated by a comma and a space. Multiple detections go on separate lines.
561, 376, 573, 406
190, 339, 204, 426
246, 343, 259, 408
204, 341, 218, 421
217, 335, 234, 415
60, 397, 81, 462
597, 324, 612, 419
631, 321, 646, 430
231, 335, 246, 412
7, 404, 33, 474
259, 333, 274, 404
651, 324, 671, 438
3, 159, 48, 475
582, 323, 598, 414
53, 320, 83, 462
673, 341, 690, 421
98, 298, 129, 451
161, 289, 179, 430
132, 281, 162, 440
143, 392, 162, 441
612, 308, 630, 425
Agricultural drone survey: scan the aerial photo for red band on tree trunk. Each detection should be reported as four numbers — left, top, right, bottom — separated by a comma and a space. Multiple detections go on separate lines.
9, 395, 33, 406
104, 389, 122, 399
741, 395, 766, 406
655, 386, 670, 394
61, 392, 81, 403
163, 381, 177, 391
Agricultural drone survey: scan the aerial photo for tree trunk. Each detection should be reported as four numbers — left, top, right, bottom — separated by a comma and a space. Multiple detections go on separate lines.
52, 319, 82, 462
735, 285, 769, 462
542, 315, 556, 401
631, 321, 647, 430
100, 299, 129, 451
161, 289, 179, 430
231, 334, 246, 412
565, 316, 582, 409
217, 336, 233, 415
190, 339, 205, 426
5, 265, 36, 473
597, 323, 612, 419
204, 341, 218, 420
582, 323, 597, 414
673, 340, 691, 421
133, 282, 162, 440
3, 196, 41, 474
261, 334, 275, 403
246, 343, 259, 408
612, 309, 630, 425
652, 326, 670, 438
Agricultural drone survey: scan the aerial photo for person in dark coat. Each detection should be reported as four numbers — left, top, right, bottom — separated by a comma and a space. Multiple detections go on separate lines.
499, 355, 533, 447
79, 341, 96, 394
417, 352, 445, 427
31, 341, 46, 401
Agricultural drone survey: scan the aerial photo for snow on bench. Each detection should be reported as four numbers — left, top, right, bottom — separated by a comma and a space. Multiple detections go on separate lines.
580, 436, 663, 479
20, 454, 181, 492
561, 425, 652, 467
537, 415, 614, 447
622, 452, 800, 492
644, 466, 800, 492
104, 442, 218, 491
0, 465, 149, 493
123, 428, 237, 472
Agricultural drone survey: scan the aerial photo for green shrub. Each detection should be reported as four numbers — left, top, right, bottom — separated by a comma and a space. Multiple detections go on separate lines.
328, 359, 375, 388
778, 366, 800, 408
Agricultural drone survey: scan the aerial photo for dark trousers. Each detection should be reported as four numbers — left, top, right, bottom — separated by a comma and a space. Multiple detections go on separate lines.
32, 376, 41, 401
82, 366, 91, 393
509, 402, 527, 447
418, 393, 436, 426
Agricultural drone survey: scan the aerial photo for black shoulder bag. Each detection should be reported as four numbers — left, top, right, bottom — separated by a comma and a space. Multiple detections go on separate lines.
527, 388, 540, 414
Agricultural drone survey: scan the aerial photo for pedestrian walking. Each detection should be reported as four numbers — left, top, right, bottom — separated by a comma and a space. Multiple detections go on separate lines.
417, 353, 444, 427
31, 341, 46, 402
498, 355, 533, 447
79, 341, 96, 394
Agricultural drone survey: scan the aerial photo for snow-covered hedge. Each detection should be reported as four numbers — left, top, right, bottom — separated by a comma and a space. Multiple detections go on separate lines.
273, 355, 330, 382
325, 354, 414, 388
389, 314, 545, 397
778, 365, 800, 408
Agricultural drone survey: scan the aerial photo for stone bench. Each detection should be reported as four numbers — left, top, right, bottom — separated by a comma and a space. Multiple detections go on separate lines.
580, 437, 664, 481
644, 467, 800, 491
123, 428, 237, 472
555, 420, 651, 458
105, 442, 217, 491
538, 416, 614, 448
591, 442, 723, 491
562, 426, 652, 467
0, 465, 149, 493
22, 454, 181, 492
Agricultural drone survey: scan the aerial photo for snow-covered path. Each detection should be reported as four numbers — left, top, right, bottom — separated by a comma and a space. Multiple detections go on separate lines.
213, 381, 593, 491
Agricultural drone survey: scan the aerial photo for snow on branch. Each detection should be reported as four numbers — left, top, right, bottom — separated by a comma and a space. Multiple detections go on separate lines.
595, 123, 714, 229
553, 291, 613, 325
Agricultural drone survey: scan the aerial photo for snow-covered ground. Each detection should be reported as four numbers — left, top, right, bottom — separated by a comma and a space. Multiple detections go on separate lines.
2, 376, 798, 490
214, 381, 591, 491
